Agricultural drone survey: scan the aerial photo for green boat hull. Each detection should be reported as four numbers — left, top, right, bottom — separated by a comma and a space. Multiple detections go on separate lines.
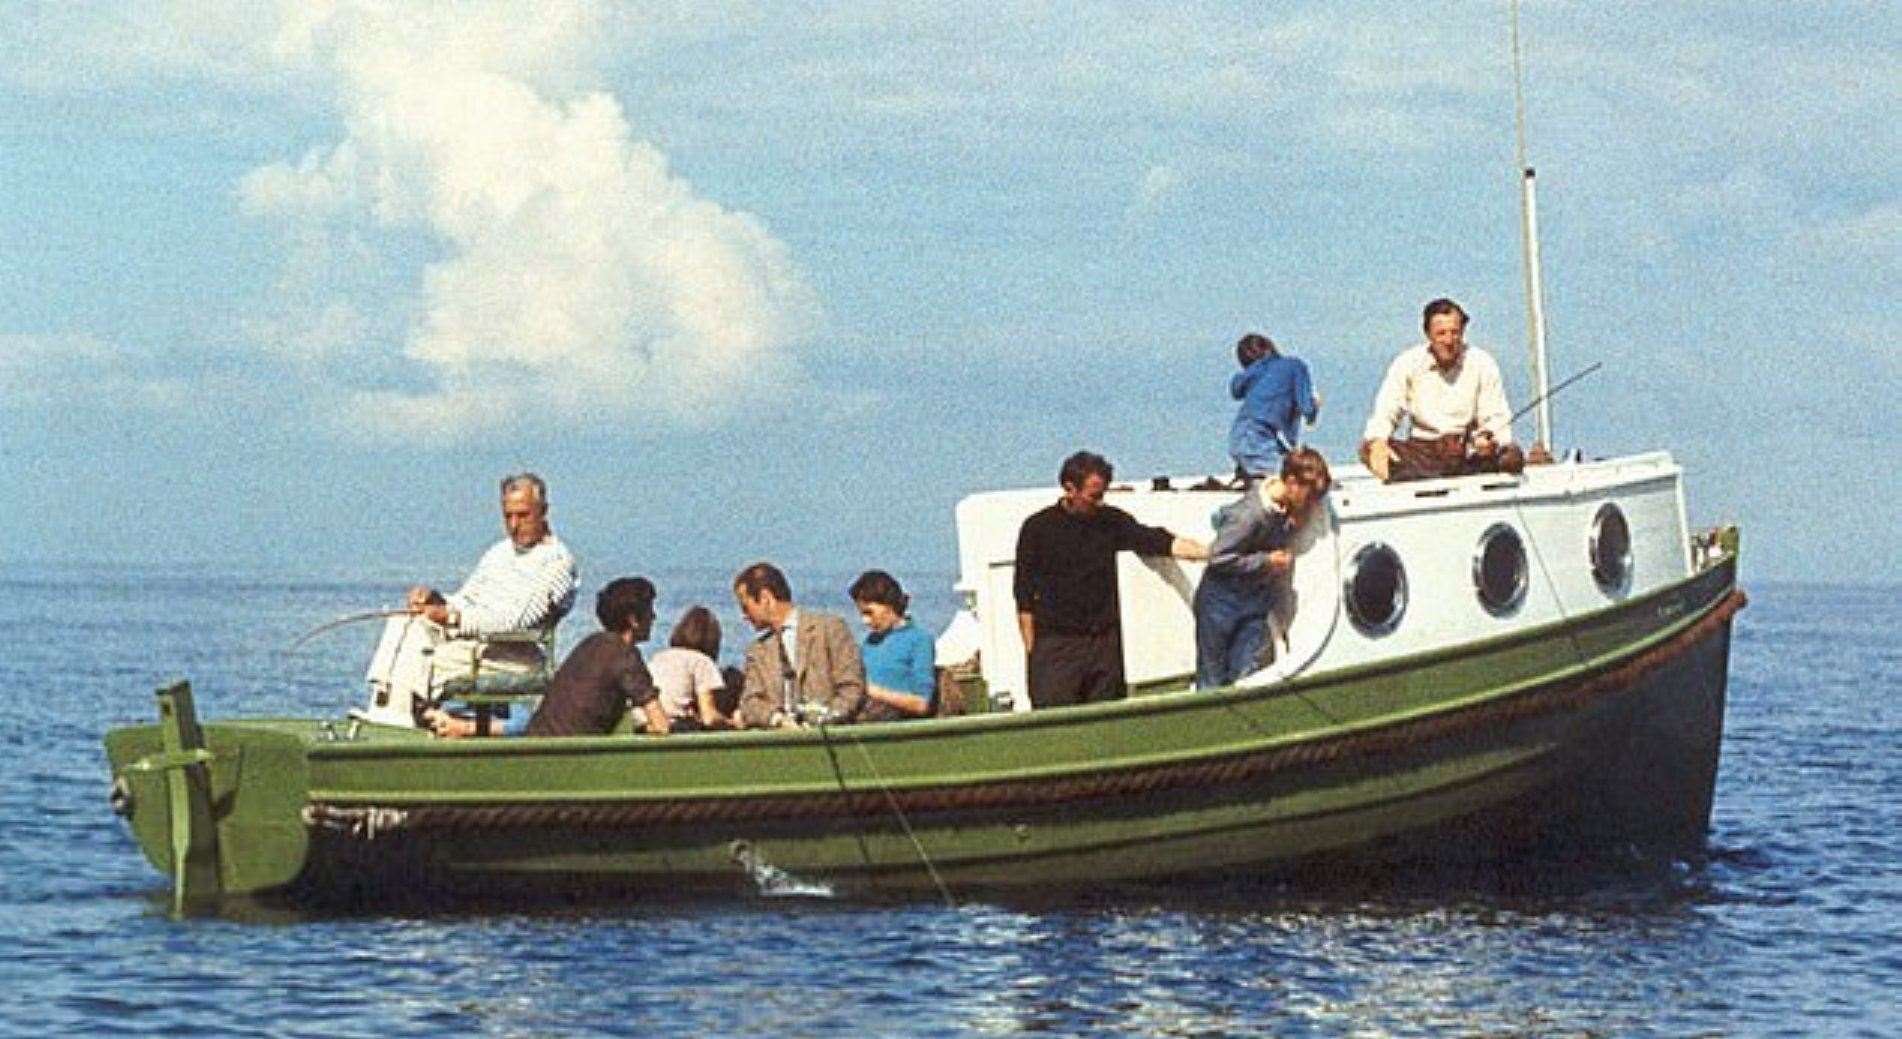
106, 557, 1741, 907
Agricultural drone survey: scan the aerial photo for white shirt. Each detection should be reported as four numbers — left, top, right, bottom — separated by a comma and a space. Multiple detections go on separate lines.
1362, 344, 1515, 445
445, 533, 579, 637
778, 608, 800, 671
649, 647, 725, 720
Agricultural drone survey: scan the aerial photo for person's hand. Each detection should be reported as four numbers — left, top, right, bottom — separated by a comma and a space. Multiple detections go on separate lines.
1172, 537, 1211, 562
1470, 430, 1498, 458
1311, 389, 1324, 416
406, 586, 435, 612
1267, 549, 1294, 574
1363, 439, 1392, 481
422, 708, 476, 739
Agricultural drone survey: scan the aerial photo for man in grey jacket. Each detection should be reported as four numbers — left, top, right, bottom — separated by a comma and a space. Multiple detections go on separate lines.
732, 562, 866, 728
1193, 448, 1332, 689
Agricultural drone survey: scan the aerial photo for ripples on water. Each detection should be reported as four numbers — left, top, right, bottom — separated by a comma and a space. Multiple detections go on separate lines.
3, 566, 1896, 1036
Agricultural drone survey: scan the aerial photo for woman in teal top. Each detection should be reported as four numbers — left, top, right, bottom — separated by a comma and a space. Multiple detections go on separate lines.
849, 570, 936, 721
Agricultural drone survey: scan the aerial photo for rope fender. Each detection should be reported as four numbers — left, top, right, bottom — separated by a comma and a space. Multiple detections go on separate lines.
311, 589, 1746, 836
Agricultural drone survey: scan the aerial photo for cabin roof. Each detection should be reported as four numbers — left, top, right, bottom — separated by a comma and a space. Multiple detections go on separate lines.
957, 451, 1681, 525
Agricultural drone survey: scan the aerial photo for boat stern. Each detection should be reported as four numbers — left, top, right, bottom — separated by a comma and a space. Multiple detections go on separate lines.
104, 682, 314, 911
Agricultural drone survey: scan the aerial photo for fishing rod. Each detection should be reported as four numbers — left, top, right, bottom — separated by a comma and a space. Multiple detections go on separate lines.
1509, 360, 1602, 429
287, 608, 410, 652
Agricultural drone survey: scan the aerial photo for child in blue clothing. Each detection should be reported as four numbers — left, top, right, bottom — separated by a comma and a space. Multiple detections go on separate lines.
849, 570, 936, 722
1228, 333, 1321, 480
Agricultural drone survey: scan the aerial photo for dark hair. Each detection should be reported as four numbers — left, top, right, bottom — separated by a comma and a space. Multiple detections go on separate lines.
733, 561, 793, 603
1280, 446, 1333, 495
847, 570, 909, 615
500, 471, 548, 507
668, 605, 722, 658
596, 576, 655, 633
1058, 450, 1113, 490
1421, 298, 1469, 332
1235, 333, 1278, 367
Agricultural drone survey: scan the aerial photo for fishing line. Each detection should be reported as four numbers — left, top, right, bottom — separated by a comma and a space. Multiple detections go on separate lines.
820, 715, 957, 909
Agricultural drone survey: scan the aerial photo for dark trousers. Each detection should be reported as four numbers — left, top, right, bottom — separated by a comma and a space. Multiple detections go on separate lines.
1028, 629, 1124, 709
1379, 436, 1526, 482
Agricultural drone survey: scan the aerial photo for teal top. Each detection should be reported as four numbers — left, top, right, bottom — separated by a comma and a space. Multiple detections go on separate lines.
861, 620, 936, 704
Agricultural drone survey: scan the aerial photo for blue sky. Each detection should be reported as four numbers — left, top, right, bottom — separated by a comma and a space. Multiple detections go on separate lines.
2, 2, 1896, 587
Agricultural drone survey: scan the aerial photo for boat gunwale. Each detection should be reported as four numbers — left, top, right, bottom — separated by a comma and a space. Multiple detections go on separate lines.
296, 550, 1735, 766
305, 585, 1741, 825
304, 562, 1742, 809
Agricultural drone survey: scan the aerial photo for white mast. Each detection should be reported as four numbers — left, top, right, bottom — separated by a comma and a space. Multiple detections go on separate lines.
1511, 0, 1554, 451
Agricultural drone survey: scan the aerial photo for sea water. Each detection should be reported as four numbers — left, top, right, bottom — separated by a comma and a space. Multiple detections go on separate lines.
3, 563, 1897, 1037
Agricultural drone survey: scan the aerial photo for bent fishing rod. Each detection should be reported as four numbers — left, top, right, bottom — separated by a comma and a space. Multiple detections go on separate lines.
287, 608, 411, 652
1510, 360, 1602, 430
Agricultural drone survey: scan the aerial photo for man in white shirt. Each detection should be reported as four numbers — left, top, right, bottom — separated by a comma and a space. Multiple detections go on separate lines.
1360, 298, 1526, 482
360, 472, 579, 726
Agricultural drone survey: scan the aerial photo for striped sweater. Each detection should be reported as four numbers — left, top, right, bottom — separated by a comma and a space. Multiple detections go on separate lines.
446, 534, 579, 637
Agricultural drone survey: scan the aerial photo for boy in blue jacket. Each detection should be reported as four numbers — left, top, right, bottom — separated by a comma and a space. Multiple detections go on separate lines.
1227, 333, 1321, 480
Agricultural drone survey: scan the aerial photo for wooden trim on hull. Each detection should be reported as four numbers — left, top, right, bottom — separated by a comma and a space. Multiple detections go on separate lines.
308, 588, 1745, 837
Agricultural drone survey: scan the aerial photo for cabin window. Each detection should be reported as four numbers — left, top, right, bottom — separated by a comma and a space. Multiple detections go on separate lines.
1473, 523, 1529, 614
1345, 542, 1407, 636
1590, 503, 1632, 594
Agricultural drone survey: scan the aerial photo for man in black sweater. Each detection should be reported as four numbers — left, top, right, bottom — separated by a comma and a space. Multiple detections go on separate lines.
1013, 451, 1208, 709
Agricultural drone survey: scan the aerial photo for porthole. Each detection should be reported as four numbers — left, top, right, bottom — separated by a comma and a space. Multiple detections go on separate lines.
1344, 542, 1407, 636
1590, 503, 1632, 594
1472, 523, 1529, 615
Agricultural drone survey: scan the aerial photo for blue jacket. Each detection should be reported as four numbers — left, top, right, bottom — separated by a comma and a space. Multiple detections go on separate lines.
862, 621, 936, 703
1227, 355, 1318, 476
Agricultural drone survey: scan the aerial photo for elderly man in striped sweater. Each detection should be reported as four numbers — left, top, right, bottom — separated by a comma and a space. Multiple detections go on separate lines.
359, 472, 579, 727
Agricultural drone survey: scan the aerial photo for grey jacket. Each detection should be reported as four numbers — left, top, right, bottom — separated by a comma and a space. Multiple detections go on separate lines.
737, 609, 867, 727
1206, 489, 1296, 587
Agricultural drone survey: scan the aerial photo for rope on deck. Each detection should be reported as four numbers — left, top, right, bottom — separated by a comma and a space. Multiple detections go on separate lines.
310, 589, 1746, 836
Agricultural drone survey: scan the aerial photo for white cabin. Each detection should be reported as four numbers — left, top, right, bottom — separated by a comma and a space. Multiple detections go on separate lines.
949, 452, 1695, 712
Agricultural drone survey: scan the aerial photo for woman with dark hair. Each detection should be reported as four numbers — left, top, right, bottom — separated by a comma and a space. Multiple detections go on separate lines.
649, 605, 732, 730
849, 570, 936, 721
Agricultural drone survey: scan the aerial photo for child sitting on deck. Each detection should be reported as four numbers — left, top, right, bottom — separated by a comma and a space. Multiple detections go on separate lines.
649, 606, 733, 731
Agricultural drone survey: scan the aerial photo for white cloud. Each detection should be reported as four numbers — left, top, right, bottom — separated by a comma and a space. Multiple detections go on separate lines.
1129, 165, 1184, 220
1795, 203, 1902, 263
227, 2, 819, 440
0, 334, 191, 412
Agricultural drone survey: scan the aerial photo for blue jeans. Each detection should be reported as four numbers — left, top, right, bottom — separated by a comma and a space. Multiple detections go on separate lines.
1193, 577, 1271, 689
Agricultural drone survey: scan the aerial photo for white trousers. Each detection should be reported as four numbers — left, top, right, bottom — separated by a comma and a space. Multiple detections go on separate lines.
357, 616, 532, 727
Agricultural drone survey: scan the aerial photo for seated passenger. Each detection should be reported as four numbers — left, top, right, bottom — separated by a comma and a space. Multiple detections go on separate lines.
423, 577, 667, 738
1359, 298, 1525, 482
361, 472, 578, 726
1228, 332, 1322, 481
849, 570, 936, 721
733, 562, 866, 729
1193, 448, 1332, 690
650, 606, 732, 731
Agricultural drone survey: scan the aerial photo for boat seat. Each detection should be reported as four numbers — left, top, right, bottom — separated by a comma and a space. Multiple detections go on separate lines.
434, 618, 563, 731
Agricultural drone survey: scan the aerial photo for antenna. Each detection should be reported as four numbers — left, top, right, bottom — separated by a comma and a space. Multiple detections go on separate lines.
1511, 0, 1555, 451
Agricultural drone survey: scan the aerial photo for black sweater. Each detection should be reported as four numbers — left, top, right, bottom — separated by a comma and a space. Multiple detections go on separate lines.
1013, 502, 1174, 636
